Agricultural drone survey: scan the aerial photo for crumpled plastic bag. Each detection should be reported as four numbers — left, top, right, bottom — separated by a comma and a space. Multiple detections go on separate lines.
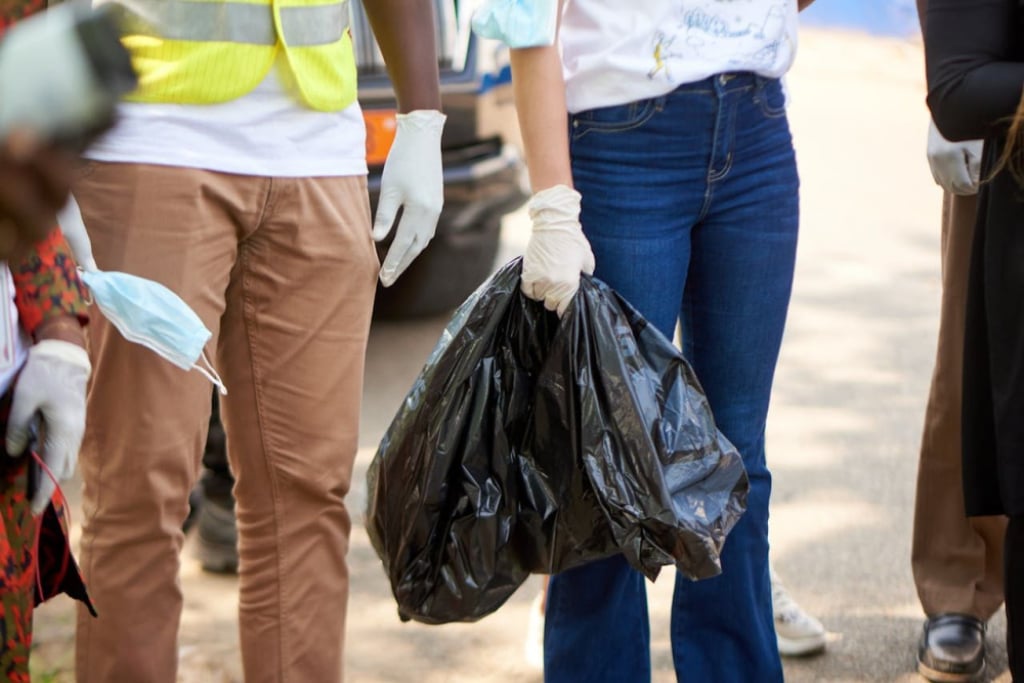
471, 0, 559, 48
366, 259, 748, 624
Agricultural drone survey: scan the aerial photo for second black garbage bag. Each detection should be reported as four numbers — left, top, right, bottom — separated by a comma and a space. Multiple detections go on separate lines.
366, 259, 748, 624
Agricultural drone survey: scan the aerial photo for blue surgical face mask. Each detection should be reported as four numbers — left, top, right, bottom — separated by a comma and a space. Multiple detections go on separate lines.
471, 0, 558, 48
58, 197, 226, 395
80, 270, 226, 394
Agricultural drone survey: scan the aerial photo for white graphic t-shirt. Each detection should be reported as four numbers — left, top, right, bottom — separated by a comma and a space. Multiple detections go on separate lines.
560, 0, 798, 113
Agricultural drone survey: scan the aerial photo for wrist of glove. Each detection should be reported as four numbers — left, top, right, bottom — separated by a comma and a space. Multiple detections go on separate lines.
372, 110, 447, 287
927, 120, 983, 196
521, 184, 595, 317
6, 339, 91, 514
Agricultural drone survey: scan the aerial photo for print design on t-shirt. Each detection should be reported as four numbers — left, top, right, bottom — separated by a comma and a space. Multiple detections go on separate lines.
647, 0, 790, 80
649, 32, 680, 80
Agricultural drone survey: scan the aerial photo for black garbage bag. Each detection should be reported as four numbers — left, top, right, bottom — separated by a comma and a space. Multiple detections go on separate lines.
366, 259, 747, 625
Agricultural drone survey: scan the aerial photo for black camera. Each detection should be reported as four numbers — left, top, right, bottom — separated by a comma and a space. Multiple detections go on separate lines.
0, 3, 137, 150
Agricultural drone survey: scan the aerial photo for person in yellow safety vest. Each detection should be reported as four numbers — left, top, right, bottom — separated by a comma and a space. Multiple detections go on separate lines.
67, 0, 445, 680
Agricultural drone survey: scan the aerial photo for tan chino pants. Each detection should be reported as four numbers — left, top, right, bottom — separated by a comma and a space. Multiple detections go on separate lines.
72, 162, 378, 683
912, 192, 1006, 620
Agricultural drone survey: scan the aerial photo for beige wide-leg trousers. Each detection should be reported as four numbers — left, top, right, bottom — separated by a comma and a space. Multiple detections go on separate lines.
912, 192, 1006, 620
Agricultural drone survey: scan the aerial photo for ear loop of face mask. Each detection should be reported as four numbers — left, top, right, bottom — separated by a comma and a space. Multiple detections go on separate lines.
198, 350, 227, 396
79, 275, 94, 307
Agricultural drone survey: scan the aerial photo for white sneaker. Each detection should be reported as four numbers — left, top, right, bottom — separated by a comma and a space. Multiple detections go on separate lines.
771, 566, 827, 657
524, 590, 545, 671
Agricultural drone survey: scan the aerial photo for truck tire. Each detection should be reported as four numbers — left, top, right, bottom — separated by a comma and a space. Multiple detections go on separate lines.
373, 217, 503, 320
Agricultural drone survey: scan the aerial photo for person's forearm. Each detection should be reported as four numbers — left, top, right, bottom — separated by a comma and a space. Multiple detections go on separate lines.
361, 0, 442, 112
509, 45, 574, 192
35, 315, 86, 347
798, 0, 815, 10
11, 229, 89, 337
926, 0, 1024, 141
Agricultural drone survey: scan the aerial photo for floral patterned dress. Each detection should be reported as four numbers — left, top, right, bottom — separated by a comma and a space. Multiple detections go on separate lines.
1, 2, 96, 676
1, 230, 92, 682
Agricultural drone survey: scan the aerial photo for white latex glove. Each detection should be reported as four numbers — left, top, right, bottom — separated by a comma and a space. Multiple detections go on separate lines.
521, 184, 595, 317
6, 340, 90, 514
56, 194, 98, 271
371, 110, 446, 287
927, 120, 983, 196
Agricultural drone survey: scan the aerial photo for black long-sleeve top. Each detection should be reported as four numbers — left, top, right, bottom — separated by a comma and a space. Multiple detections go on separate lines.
925, 0, 1024, 142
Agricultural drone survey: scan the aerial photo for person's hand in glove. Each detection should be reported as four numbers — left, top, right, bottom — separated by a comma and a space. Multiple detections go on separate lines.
371, 110, 446, 287
521, 184, 595, 317
6, 338, 90, 514
928, 119, 983, 196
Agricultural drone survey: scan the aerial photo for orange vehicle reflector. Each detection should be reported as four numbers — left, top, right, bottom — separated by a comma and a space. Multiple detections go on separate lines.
364, 109, 398, 166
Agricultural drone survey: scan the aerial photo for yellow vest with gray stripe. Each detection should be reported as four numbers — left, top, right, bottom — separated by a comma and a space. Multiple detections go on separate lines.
99, 0, 355, 111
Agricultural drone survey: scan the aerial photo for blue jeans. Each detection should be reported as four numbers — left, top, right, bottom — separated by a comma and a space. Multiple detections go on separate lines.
543, 73, 799, 683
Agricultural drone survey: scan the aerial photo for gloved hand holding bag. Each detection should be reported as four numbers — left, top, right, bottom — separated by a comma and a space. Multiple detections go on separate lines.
521, 184, 595, 317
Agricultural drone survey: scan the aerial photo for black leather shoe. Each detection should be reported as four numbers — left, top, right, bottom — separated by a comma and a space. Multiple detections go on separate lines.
917, 614, 986, 682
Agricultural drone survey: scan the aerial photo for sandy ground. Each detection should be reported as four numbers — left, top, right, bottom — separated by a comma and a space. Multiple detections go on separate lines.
28, 27, 1013, 683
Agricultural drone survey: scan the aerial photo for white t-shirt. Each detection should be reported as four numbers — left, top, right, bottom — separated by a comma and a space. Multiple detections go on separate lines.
86, 64, 368, 178
560, 0, 799, 113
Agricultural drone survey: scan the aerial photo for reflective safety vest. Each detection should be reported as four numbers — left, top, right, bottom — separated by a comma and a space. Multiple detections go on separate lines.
98, 0, 356, 112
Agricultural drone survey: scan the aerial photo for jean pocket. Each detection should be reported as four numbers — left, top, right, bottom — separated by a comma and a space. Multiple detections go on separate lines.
571, 97, 662, 140
755, 79, 787, 119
